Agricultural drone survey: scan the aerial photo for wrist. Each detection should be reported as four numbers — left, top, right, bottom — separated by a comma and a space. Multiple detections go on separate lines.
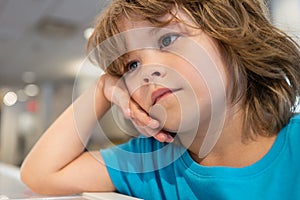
94, 75, 111, 118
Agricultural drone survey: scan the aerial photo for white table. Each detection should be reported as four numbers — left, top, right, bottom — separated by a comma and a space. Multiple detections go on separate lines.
0, 163, 141, 200
0, 163, 34, 199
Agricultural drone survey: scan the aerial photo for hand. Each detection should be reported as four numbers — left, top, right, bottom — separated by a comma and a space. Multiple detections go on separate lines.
129, 101, 175, 143
100, 74, 174, 143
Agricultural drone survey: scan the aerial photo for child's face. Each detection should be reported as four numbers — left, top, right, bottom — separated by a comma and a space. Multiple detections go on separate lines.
117, 11, 228, 139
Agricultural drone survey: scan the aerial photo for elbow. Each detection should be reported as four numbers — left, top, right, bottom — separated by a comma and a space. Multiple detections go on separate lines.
20, 165, 79, 196
20, 165, 41, 194
20, 164, 52, 195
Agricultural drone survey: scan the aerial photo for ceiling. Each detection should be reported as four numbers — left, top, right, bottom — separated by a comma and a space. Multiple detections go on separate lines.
0, 0, 299, 87
0, 0, 110, 86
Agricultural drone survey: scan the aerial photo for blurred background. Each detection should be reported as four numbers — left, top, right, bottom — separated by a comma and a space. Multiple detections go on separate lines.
0, 0, 299, 167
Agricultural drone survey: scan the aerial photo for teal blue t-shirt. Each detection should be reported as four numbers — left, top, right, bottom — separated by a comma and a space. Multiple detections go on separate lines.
100, 114, 300, 200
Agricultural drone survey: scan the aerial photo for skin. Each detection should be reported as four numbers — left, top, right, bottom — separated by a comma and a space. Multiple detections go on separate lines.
21, 79, 116, 194
118, 12, 276, 164
20, 10, 277, 195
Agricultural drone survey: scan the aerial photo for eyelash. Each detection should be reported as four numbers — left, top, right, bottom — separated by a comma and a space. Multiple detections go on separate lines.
126, 60, 141, 72
159, 33, 180, 49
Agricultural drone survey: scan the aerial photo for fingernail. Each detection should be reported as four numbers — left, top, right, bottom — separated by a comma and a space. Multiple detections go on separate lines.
155, 134, 166, 143
166, 135, 174, 143
148, 119, 160, 129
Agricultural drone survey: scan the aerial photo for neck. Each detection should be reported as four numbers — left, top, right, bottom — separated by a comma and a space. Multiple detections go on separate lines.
187, 108, 277, 167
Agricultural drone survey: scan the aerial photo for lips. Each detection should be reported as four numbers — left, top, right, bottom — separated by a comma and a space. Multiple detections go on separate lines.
151, 88, 180, 105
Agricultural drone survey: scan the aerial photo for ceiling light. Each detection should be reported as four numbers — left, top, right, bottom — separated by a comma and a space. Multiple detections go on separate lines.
24, 84, 39, 97
3, 91, 18, 106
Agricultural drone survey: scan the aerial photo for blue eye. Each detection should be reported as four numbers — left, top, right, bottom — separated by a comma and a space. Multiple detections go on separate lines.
127, 60, 141, 72
160, 33, 180, 49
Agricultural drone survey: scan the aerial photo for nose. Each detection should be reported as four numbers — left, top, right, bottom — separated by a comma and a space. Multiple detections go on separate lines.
141, 65, 166, 83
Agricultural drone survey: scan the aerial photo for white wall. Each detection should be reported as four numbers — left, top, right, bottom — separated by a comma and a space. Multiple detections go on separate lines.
272, 0, 300, 43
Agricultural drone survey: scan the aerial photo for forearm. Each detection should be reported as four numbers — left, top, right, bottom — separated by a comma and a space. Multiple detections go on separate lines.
20, 77, 111, 189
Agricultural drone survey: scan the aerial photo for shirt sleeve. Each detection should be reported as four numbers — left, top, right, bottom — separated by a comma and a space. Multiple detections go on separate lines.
100, 137, 162, 195
100, 136, 183, 197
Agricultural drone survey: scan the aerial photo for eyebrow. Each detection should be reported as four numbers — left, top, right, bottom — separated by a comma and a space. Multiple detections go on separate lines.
148, 21, 180, 35
122, 27, 161, 51
148, 27, 161, 35
122, 22, 182, 51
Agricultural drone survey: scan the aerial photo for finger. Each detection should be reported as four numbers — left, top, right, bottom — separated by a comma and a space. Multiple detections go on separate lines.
107, 86, 131, 118
115, 91, 131, 118
153, 132, 168, 143
131, 120, 153, 137
132, 118, 174, 143
129, 101, 160, 129
102, 75, 131, 118
153, 131, 174, 143
131, 118, 166, 139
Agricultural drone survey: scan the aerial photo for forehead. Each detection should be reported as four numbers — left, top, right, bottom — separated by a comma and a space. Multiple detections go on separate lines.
115, 11, 198, 51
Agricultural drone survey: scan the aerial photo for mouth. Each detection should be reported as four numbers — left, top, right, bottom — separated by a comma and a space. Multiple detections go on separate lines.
151, 88, 181, 105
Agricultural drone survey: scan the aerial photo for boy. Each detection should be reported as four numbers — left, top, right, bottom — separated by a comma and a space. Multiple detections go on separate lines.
21, 1, 300, 199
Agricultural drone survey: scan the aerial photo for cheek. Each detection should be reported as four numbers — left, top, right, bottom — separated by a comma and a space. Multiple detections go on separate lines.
177, 68, 212, 122
125, 82, 151, 111
149, 94, 182, 132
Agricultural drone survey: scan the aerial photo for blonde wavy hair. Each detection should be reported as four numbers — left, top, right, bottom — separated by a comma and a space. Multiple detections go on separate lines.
87, 0, 300, 138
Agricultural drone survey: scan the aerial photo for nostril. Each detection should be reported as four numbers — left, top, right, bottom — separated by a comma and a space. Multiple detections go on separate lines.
142, 70, 162, 83
152, 71, 161, 76
143, 78, 150, 83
